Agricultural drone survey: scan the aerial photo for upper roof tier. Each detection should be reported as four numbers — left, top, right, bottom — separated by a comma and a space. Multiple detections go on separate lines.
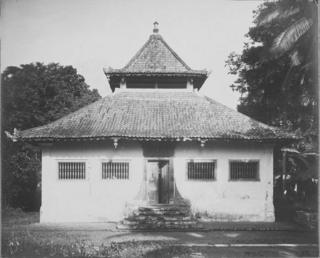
104, 22, 208, 91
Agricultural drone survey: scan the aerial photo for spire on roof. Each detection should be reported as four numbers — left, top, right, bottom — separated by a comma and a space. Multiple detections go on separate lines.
153, 21, 159, 34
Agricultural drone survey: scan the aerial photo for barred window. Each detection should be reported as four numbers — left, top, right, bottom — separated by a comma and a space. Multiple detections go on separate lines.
230, 161, 259, 181
102, 162, 129, 180
187, 161, 215, 180
58, 162, 86, 180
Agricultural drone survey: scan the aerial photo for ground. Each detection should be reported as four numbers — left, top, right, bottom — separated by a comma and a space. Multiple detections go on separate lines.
2, 209, 319, 257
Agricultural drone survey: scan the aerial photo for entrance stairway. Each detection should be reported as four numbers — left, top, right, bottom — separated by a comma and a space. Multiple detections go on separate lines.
117, 204, 200, 230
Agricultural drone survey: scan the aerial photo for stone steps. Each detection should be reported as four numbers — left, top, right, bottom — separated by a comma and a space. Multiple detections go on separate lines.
118, 223, 199, 230
126, 215, 193, 221
122, 219, 196, 226
132, 210, 190, 217
118, 205, 200, 230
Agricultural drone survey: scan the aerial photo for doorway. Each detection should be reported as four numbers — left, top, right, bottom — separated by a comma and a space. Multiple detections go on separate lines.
146, 160, 171, 204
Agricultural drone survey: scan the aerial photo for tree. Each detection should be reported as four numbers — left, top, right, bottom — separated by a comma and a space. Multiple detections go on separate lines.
226, 0, 318, 152
226, 0, 318, 216
256, 0, 317, 59
2, 62, 101, 210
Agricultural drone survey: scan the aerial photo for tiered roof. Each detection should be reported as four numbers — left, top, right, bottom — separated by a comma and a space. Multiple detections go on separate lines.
9, 23, 297, 143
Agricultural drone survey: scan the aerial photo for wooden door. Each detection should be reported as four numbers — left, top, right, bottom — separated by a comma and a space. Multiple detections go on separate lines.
159, 161, 170, 204
147, 161, 159, 204
147, 160, 171, 204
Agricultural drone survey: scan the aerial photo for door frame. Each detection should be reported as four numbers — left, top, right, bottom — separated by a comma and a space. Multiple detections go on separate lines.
144, 158, 174, 204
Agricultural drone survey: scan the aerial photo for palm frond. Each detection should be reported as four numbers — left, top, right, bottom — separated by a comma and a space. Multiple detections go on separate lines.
256, 8, 280, 26
256, 6, 300, 27
290, 50, 301, 66
270, 17, 313, 56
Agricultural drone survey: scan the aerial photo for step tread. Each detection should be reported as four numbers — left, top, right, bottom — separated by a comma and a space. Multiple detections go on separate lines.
121, 205, 196, 230
117, 223, 202, 230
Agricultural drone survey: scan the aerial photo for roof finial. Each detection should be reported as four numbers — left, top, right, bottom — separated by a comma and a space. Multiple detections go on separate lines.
153, 21, 159, 34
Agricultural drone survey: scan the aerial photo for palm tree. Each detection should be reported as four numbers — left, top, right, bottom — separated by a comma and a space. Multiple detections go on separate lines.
255, 0, 317, 66
255, 0, 318, 136
255, 0, 318, 202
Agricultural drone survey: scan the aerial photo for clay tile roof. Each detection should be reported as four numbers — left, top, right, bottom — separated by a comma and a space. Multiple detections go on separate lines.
16, 91, 298, 142
104, 34, 208, 76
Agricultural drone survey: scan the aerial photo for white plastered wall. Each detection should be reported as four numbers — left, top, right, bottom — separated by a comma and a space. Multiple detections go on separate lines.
174, 142, 275, 222
40, 140, 275, 222
40, 141, 144, 222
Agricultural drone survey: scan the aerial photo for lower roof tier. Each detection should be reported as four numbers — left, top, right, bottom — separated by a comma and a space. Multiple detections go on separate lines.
15, 90, 298, 142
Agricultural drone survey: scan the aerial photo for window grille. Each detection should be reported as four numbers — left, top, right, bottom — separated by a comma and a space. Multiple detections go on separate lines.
230, 161, 259, 181
102, 162, 129, 179
187, 161, 215, 180
58, 162, 86, 179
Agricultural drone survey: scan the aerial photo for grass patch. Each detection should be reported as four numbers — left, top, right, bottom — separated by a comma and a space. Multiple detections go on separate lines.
2, 235, 172, 258
2, 207, 39, 226
1, 209, 172, 257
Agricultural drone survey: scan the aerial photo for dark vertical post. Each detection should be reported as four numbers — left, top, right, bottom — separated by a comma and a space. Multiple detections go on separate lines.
169, 159, 174, 204
282, 151, 286, 197
158, 163, 162, 203
144, 160, 148, 201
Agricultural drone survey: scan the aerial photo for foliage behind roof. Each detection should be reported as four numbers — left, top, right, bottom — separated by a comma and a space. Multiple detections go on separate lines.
16, 91, 298, 142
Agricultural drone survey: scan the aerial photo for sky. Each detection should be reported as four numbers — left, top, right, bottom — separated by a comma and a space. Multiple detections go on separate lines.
1, 0, 262, 109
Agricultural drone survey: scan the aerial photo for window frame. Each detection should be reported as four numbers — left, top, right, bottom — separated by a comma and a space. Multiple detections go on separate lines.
228, 159, 260, 182
101, 159, 130, 180
186, 159, 217, 181
56, 160, 87, 181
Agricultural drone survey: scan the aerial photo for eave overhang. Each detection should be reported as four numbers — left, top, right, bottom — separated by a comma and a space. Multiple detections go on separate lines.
9, 134, 300, 145
103, 68, 209, 91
